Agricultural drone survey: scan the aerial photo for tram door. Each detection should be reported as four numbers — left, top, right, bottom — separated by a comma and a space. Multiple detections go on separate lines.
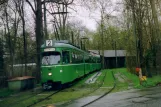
62, 51, 74, 82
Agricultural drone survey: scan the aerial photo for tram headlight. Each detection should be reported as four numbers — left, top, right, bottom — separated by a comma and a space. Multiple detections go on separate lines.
48, 73, 52, 76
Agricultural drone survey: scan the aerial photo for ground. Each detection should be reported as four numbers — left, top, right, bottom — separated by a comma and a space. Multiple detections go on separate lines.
0, 68, 161, 107
61, 86, 161, 107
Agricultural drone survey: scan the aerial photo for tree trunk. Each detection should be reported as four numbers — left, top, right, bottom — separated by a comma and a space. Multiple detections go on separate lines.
150, 0, 160, 73
5, 3, 14, 76
43, 0, 48, 39
101, 9, 104, 69
22, 1, 27, 76
35, 0, 43, 82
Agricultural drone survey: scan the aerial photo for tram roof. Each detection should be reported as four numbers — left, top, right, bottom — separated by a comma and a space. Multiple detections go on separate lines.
41, 42, 89, 54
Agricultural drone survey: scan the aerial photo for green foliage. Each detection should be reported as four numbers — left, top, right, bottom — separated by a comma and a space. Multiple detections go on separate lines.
0, 88, 15, 97
114, 68, 161, 89
90, 25, 136, 50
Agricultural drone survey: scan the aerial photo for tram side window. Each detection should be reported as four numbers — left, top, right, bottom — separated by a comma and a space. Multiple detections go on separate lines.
72, 52, 76, 63
85, 56, 90, 63
97, 58, 100, 63
78, 54, 83, 63
62, 51, 70, 64
93, 58, 95, 63
98, 58, 101, 63
72, 52, 83, 63
74, 54, 80, 63
90, 57, 94, 63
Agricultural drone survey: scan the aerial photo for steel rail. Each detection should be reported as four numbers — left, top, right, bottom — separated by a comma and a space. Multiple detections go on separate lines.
5, 88, 44, 107
81, 70, 116, 107
27, 89, 62, 107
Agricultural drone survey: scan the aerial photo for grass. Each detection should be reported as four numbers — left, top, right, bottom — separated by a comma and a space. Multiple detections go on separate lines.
96, 68, 161, 93
138, 75, 161, 88
0, 88, 82, 107
33, 89, 92, 107
0, 88, 16, 98
1, 68, 161, 107
32, 72, 103, 107
115, 68, 140, 86
34, 68, 161, 106
0, 72, 100, 107
0, 88, 43, 107
112, 68, 161, 89
148, 75, 161, 85
95, 70, 114, 86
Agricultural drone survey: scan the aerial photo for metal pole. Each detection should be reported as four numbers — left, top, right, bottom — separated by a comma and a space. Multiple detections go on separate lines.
84, 40, 85, 50
80, 37, 88, 50
115, 41, 117, 68
80, 39, 82, 49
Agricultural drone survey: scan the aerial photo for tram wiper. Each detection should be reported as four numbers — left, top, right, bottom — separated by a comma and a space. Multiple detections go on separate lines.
45, 56, 50, 65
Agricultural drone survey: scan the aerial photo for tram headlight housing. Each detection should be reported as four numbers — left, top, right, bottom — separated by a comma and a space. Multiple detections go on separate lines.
48, 72, 52, 76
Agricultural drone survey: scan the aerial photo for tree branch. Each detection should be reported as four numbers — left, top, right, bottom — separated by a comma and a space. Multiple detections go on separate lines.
0, 0, 7, 5
42, 0, 74, 5
26, 0, 36, 14
65, 0, 74, 5
42, 0, 61, 4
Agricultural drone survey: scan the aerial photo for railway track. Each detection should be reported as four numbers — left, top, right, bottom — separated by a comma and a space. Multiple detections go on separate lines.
81, 70, 116, 107
57, 70, 116, 107
5, 88, 55, 107
4, 88, 44, 106
4, 84, 67, 107
26, 72, 101, 107
2, 71, 102, 107
117, 71, 134, 89
8, 73, 97, 107
26, 89, 62, 107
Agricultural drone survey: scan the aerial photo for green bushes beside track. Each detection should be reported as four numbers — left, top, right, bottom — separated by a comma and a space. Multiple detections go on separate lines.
110, 68, 161, 89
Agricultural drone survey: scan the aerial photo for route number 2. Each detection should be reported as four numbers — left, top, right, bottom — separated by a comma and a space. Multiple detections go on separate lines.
46, 40, 52, 46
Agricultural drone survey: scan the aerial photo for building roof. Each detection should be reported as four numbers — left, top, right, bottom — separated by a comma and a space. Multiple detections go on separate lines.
89, 50, 127, 57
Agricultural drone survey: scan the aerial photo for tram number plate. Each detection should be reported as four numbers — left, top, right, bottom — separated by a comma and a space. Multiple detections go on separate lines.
46, 40, 53, 47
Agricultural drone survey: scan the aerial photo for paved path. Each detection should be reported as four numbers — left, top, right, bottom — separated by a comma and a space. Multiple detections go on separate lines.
57, 86, 161, 107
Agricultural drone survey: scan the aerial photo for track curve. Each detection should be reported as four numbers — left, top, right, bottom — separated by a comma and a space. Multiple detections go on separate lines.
27, 89, 62, 107
81, 70, 116, 107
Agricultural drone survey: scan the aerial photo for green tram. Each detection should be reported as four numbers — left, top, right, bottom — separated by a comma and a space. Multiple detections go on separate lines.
41, 40, 101, 89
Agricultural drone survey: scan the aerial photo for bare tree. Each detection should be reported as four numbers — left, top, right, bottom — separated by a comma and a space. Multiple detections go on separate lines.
26, 0, 43, 81
46, 0, 74, 40
25, 0, 74, 81
124, 0, 161, 76
17, 0, 27, 75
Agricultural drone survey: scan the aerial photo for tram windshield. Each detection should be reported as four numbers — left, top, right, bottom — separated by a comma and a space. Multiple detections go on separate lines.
42, 51, 61, 65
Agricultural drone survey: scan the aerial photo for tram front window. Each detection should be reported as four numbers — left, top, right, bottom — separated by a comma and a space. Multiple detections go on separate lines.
42, 52, 61, 65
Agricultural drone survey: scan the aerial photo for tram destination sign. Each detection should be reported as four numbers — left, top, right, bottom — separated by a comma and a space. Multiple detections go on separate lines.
44, 48, 55, 52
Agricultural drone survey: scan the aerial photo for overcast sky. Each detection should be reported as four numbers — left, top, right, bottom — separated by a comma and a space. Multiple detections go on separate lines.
68, 0, 123, 31
24, 0, 123, 33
